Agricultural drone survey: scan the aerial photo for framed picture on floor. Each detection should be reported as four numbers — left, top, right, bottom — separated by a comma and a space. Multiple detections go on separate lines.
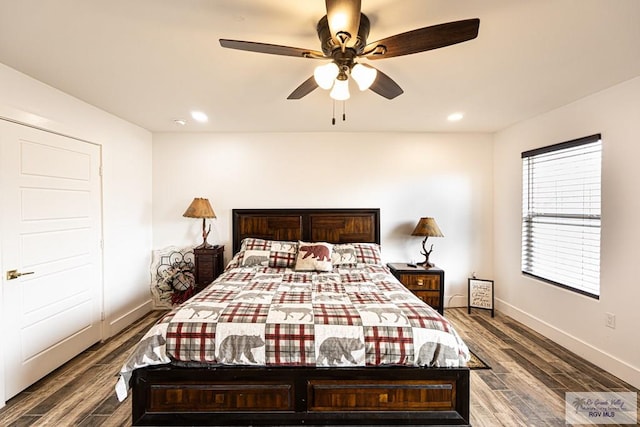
468, 277, 494, 317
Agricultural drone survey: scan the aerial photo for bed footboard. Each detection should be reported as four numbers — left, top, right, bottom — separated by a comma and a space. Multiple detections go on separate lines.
131, 365, 470, 426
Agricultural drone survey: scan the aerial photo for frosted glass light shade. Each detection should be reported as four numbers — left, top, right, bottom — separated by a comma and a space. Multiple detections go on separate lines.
351, 63, 377, 91
330, 78, 350, 100
314, 62, 339, 90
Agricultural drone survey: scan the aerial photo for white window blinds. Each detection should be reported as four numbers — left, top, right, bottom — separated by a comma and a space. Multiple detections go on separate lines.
521, 134, 602, 298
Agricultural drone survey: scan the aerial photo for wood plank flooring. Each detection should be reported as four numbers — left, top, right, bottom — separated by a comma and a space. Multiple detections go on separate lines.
447, 309, 638, 427
0, 311, 164, 427
0, 308, 637, 426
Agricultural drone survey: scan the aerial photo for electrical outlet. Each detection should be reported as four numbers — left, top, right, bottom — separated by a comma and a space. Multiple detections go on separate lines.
605, 312, 616, 329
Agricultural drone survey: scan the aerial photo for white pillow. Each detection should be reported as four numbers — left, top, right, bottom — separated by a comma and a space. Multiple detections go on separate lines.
294, 241, 333, 272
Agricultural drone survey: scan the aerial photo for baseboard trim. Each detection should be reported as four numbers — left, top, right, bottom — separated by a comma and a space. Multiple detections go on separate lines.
496, 298, 640, 389
106, 299, 153, 338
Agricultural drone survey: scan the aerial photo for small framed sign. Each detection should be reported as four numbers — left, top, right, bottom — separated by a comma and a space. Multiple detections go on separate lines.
468, 278, 494, 317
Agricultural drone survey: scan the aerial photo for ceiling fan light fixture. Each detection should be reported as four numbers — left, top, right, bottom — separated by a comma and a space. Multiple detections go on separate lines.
329, 13, 348, 32
330, 78, 350, 100
314, 62, 339, 90
220, 3, 479, 103
351, 63, 377, 91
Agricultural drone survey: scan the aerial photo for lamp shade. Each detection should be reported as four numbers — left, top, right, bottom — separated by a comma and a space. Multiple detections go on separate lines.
411, 217, 444, 237
330, 78, 350, 100
182, 198, 216, 219
314, 62, 339, 90
351, 63, 377, 91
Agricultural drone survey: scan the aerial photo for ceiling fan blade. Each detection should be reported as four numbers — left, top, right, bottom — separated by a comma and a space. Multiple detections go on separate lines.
368, 68, 403, 99
220, 39, 325, 59
287, 76, 319, 99
363, 18, 480, 60
325, 0, 361, 47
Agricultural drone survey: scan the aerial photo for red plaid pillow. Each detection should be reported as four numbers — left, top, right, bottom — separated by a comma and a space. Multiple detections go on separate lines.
353, 243, 382, 265
226, 238, 272, 269
269, 241, 298, 268
232, 238, 298, 269
241, 238, 272, 251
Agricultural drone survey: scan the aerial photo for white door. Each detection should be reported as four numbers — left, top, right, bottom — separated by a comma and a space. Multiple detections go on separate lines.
0, 119, 103, 399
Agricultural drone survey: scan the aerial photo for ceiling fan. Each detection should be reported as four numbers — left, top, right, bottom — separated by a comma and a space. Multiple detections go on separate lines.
219, 0, 479, 102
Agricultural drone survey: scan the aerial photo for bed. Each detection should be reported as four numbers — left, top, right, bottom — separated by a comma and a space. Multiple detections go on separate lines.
120, 208, 471, 426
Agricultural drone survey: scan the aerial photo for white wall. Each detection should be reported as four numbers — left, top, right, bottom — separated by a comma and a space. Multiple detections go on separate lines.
493, 76, 640, 388
0, 63, 153, 405
153, 132, 494, 307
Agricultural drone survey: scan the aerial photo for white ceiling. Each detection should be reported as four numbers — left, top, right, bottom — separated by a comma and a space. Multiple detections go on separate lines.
1, 0, 639, 133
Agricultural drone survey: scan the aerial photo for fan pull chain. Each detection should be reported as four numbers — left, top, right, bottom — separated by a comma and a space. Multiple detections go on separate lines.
330, 100, 348, 125
332, 100, 336, 125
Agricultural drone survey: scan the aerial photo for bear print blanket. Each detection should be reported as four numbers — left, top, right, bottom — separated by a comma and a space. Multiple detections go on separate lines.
116, 264, 470, 401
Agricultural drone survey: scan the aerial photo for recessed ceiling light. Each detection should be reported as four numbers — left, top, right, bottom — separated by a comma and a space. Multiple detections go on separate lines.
447, 112, 464, 122
174, 119, 187, 126
191, 111, 208, 123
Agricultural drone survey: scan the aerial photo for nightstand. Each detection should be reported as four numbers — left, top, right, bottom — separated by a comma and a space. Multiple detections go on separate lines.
193, 245, 224, 291
387, 263, 445, 315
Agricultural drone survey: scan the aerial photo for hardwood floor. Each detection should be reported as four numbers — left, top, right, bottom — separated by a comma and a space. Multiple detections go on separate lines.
0, 308, 636, 426
0, 311, 164, 427
447, 309, 638, 427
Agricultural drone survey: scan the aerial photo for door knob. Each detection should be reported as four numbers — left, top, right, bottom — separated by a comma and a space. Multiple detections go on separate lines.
6, 269, 35, 280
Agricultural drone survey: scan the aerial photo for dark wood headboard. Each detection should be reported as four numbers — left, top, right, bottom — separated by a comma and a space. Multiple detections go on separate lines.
232, 208, 380, 254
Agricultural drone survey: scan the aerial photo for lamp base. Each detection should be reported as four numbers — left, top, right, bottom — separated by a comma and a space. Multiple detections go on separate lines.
418, 236, 435, 269
417, 260, 435, 269
196, 218, 213, 249
195, 242, 214, 249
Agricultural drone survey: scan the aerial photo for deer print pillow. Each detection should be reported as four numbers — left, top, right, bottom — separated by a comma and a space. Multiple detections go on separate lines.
294, 241, 333, 272
331, 244, 358, 267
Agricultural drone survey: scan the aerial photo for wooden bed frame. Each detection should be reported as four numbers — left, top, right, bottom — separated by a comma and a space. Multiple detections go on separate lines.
131, 208, 470, 426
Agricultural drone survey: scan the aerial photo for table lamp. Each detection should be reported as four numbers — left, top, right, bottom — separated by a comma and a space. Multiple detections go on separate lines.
183, 197, 216, 248
411, 217, 444, 268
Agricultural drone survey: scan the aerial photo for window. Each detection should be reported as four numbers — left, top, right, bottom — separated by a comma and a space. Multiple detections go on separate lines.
521, 134, 602, 298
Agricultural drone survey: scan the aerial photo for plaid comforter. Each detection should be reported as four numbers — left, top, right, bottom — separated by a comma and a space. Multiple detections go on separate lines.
116, 264, 469, 401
